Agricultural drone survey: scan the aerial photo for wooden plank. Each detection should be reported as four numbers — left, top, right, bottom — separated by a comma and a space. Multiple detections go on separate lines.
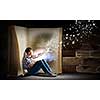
63, 50, 75, 57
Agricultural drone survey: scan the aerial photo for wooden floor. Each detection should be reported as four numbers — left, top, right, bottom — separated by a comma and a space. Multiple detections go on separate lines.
17, 73, 100, 80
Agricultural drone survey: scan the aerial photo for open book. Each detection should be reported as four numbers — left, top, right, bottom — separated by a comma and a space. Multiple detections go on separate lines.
33, 53, 46, 62
32, 48, 55, 62
32, 48, 49, 62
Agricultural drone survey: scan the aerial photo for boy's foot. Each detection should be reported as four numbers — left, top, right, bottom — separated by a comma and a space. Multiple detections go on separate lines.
44, 73, 57, 77
49, 73, 57, 77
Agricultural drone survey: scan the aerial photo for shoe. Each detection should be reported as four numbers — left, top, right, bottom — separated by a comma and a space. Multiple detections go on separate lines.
44, 73, 57, 77
49, 73, 57, 77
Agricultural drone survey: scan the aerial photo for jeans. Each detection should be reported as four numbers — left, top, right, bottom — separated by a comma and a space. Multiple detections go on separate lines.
28, 59, 52, 75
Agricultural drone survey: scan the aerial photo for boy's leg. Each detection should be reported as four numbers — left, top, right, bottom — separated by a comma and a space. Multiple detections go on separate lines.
40, 60, 53, 75
41, 60, 57, 76
28, 61, 43, 75
28, 60, 52, 75
41, 59, 52, 72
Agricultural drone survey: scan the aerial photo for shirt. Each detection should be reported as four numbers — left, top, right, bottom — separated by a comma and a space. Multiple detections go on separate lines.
22, 55, 35, 70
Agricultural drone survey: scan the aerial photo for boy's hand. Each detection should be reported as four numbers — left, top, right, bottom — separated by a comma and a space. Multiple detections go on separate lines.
29, 60, 36, 68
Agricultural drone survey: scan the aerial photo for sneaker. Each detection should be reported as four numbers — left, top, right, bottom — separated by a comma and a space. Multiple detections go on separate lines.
49, 73, 57, 77
44, 73, 57, 77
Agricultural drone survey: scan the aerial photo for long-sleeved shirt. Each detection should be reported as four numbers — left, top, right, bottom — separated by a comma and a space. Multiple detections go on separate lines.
22, 55, 36, 70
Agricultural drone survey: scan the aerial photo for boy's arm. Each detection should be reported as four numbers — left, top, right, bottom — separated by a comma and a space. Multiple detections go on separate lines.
28, 59, 37, 68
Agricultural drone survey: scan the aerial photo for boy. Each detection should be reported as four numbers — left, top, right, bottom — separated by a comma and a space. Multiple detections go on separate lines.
22, 47, 56, 77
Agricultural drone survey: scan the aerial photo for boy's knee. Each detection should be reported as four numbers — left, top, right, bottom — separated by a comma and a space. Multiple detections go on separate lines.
36, 60, 42, 64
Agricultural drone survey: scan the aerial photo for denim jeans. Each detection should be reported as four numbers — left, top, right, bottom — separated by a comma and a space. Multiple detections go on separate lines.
28, 59, 52, 75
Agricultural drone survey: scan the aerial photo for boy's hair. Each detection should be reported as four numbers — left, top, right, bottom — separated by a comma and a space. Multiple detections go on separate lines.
25, 47, 32, 54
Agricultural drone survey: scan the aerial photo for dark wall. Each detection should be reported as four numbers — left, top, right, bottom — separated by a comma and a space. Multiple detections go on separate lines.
0, 25, 8, 79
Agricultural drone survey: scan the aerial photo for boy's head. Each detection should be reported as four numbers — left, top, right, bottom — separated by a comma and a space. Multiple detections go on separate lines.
25, 47, 33, 56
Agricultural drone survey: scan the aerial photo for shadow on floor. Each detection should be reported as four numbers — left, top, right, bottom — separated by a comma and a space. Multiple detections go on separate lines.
17, 72, 100, 80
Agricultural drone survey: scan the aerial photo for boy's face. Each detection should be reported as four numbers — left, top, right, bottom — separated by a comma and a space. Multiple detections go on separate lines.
27, 50, 33, 56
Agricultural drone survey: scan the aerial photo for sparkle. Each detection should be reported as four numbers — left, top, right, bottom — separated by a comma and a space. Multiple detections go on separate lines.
63, 44, 66, 47
64, 29, 66, 31
67, 43, 69, 45
66, 34, 68, 36
75, 20, 77, 24
73, 35, 75, 37
69, 37, 71, 40
93, 23, 95, 26
65, 37, 68, 39
76, 30, 79, 32
72, 41, 75, 44
77, 33, 80, 36
63, 20, 97, 49
69, 28, 71, 30
80, 36, 83, 38
70, 34, 72, 36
